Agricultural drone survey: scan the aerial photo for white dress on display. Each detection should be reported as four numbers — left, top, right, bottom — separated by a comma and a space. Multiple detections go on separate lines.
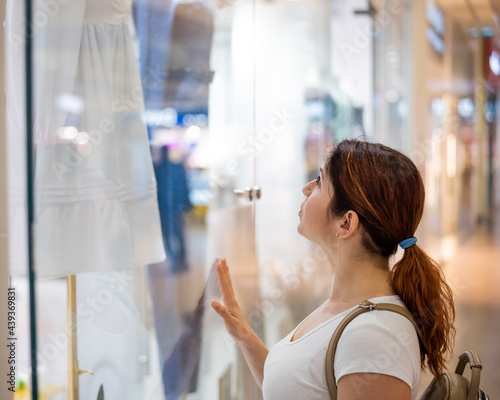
28, 0, 165, 279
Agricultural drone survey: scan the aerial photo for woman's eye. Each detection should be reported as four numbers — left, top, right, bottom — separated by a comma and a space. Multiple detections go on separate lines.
315, 175, 321, 186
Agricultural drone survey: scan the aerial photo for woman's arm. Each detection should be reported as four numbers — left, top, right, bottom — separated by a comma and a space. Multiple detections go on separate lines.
211, 259, 269, 388
337, 373, 411, 400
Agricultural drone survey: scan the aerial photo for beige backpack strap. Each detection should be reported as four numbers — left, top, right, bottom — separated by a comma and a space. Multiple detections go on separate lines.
325, 300, 423, 400
455, 351, 482, 400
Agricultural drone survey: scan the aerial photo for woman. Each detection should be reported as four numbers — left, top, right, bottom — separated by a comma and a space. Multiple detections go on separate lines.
211, 140, 455, 399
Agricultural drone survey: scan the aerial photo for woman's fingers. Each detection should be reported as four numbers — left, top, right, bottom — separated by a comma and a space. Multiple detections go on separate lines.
211, 300, 252, 343
211, 300, 229, 318
211, 299, 238, 330
219, 259, 235, 295
217, 259, 237, 306
213, 258, 254, 341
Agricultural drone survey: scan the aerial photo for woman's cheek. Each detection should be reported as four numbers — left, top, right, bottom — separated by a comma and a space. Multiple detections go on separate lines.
304, 198, 321, 221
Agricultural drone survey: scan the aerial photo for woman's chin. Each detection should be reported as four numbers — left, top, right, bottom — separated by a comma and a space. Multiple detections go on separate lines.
296, 223, 306, 238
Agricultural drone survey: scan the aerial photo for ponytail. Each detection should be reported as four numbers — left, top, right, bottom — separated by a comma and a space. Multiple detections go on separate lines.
392, 244, 455, 379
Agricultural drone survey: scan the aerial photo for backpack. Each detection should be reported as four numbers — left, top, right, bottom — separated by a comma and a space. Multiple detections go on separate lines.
325, 301, 490, 400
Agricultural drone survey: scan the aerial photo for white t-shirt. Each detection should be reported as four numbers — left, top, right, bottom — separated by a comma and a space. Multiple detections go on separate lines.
262, 295, 421, 400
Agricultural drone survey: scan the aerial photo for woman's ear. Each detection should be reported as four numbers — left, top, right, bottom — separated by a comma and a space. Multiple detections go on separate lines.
336, 210, 359, 239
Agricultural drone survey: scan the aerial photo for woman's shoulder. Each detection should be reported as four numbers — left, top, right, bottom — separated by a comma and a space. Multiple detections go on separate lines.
343, 295, 417, 337
333, 295, 421, 390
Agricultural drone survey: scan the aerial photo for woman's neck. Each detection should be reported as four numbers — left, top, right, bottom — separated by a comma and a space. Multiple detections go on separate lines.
324, 246, 395, 305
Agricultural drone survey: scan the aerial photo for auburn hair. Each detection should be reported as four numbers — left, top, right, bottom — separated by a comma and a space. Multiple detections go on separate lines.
325, 139, 455, 379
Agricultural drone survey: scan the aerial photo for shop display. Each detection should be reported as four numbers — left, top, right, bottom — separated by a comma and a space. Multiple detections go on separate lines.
23, 0, 165, 279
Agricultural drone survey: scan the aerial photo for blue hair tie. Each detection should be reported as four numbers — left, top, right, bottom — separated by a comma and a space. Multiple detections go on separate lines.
399, 236, 417, 250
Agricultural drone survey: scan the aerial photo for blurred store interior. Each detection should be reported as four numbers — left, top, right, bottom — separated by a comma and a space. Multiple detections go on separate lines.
0, 0, 499, 399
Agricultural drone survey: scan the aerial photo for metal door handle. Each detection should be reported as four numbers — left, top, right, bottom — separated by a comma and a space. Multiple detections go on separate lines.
233, 186, 262, 201
234, 187, 252, 201
254, 186, 261, 199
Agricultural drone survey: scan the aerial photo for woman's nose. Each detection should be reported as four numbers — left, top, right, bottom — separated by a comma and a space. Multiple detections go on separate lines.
302, 180, 314, 196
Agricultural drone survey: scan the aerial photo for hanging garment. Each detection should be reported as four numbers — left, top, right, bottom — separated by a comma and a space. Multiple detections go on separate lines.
165, 2, 214, 115
132, 0, 175, 111
133, 0, 214, 115
26, 0, 165, 279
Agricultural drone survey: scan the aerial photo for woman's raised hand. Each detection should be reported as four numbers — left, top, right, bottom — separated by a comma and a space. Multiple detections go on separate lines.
211, 258, 269, 388
211, 258, 254, 346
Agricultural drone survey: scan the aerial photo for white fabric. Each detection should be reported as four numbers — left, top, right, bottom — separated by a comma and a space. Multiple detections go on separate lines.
262, 295, 421, 400
6, 0, 166, 278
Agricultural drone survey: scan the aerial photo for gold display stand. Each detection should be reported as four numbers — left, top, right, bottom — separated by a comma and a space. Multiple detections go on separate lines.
67, 275, 93, 400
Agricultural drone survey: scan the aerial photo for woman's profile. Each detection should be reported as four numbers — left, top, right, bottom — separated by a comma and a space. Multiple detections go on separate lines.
211, 139, 455, 400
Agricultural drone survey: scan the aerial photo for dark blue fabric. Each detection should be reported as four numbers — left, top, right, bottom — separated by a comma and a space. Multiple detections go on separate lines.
133, 1, 213, 114
133, 0, 175, 110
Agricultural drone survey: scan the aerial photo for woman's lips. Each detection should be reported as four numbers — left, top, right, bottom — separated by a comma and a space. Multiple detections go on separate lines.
299, 202, 305, 216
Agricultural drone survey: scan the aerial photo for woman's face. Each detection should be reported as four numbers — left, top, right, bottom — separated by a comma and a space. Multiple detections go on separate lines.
297, 164, 333, 242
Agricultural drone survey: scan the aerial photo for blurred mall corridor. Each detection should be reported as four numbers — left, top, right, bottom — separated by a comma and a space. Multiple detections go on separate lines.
417, 208, 500, 397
